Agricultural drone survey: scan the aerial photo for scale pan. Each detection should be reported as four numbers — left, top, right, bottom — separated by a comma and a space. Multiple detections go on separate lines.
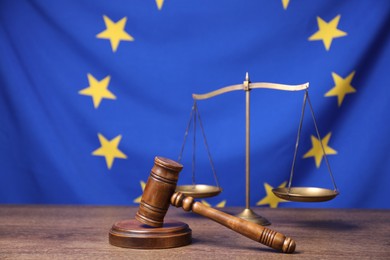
272, 187, 339, 202
176, 185, 222, 198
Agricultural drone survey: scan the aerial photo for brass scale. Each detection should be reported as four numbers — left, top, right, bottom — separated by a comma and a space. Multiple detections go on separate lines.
176, 73, 339, 225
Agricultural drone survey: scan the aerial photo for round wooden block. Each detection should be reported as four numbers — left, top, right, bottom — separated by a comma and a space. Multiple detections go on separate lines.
109, 219, 192, 249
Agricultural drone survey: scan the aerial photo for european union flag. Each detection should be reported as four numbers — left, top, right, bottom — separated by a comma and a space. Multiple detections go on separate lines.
1, 0, 389, 209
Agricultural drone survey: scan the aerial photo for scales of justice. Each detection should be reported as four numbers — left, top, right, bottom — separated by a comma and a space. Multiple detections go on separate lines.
109, 73, 339, 252
176, 73, 339, 225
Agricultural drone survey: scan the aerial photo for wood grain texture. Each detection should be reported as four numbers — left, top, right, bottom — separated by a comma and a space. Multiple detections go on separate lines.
0, 206, 389, 259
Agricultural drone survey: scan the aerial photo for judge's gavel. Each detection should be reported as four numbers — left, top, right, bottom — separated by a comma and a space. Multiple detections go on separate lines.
135, 156, 296, 254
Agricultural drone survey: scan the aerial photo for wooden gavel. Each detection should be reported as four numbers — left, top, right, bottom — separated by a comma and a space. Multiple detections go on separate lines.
135, 156, 296, 253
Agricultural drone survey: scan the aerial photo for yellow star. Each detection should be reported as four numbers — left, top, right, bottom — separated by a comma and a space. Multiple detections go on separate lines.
303, 133, 337, 168
325, 71, 356, 107
308, 15, 347, 51
156, 0, 164, 10
256, 181, 289, 208
201, 200, 227, 208
96, 15, 134, 52
79, 74, 116, 109
133, 180, 146, 203
282, 0, 290, 10
92, 133, 127, 169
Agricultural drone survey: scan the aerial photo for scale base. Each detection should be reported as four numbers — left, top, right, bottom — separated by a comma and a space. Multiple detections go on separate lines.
109, 219, 192, 249
236, 208, 271, 226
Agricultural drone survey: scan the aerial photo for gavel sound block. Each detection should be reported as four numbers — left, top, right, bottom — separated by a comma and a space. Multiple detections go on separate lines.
109, 157, 191, 249
109, 156, 296, 253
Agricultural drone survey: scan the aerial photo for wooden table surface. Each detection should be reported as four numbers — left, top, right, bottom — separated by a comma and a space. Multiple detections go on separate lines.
0, 205, 389, 259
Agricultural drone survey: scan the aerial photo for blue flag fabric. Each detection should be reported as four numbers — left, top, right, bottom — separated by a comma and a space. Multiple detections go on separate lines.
1, 1, 389, 208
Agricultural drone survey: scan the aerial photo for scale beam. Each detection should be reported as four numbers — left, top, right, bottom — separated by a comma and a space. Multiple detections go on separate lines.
193, 82, 309, 100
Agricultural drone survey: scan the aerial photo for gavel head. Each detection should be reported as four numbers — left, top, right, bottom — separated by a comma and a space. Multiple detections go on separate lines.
135, 156, 183, 227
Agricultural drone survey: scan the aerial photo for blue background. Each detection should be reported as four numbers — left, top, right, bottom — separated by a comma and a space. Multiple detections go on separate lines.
0, 0, 389, 208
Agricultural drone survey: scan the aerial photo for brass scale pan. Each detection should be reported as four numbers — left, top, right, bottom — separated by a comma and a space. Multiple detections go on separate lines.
176, 185, 222, 199
272, 187, 338, 202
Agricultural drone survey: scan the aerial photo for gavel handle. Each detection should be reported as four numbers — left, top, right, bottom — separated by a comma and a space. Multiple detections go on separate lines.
171, 192, 296, 253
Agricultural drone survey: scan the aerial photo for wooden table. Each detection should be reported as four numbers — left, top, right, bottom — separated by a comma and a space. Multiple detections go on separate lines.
0, 206, 389, 259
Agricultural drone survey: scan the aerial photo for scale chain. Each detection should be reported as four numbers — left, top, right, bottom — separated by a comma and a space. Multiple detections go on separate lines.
288, 91, 308, 191
195, 104, 221, 189
306, 91, 338, 192
178, 101, 220, 189
178, 101, 196, 163
192, 102, 197, 185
